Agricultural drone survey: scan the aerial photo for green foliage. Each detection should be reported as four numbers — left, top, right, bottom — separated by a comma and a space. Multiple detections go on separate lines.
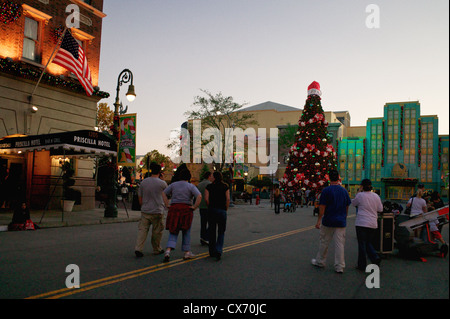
248, 176, 273, 188
61, 161, 80, 202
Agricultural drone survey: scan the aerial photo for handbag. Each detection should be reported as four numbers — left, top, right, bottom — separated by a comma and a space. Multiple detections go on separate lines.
404, 197, 413, 215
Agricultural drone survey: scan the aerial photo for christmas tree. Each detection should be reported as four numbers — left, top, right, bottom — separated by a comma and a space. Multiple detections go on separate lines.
280, 81, 338, 195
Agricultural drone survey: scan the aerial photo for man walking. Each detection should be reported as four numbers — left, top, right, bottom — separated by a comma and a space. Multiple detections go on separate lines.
135, 162, 168, 257
312, 170, 351, 273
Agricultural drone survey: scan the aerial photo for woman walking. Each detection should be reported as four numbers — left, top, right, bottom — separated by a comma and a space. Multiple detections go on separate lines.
351, 179, 383, 271
162, 168, 202, 262
205, 172, 230, 260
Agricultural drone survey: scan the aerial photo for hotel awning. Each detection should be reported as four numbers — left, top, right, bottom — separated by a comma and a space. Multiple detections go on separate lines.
0, 130, 117, 156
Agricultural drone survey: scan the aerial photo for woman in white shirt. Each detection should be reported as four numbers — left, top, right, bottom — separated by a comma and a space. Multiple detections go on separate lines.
352, 179, 384, 271
406, 189, 427, 217
406, 189, 428, 237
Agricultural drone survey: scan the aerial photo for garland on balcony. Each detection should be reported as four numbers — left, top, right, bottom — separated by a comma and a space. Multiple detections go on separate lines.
51, 25, 66, 44
0, 57, 110, 98
438, 137, 442, 170
0, 1, 22, 25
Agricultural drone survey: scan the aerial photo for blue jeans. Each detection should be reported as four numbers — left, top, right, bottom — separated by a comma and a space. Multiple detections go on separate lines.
208, 208, 227, 256
199, 208, 209, 241
167, 228, 191, 252
355, 226, 381, 270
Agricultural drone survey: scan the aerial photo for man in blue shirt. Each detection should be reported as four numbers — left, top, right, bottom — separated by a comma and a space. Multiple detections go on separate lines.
312, 170, 351, 273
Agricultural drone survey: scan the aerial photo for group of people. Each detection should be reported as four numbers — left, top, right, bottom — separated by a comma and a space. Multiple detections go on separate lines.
405, 184, 446, 244
134, 163, 230, 262
311, 170, 448, 274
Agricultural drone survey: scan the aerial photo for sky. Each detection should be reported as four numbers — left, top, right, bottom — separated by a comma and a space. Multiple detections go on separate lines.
98, 0, 449, 156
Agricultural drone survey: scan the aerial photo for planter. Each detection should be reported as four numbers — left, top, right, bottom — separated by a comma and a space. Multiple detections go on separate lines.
61, 200, 75, 212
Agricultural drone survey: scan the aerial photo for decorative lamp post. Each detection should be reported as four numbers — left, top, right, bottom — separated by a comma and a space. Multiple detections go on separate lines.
104, 69, 136, 217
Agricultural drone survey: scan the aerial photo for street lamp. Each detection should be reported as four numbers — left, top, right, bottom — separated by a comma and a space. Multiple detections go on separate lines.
104, 69, 136, 218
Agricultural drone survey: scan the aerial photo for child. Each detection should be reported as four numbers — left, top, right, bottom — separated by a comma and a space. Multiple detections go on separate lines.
428, 217, 448, 258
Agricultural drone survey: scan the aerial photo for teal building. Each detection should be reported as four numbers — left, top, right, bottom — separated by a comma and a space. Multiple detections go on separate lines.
337, 101, 449, 200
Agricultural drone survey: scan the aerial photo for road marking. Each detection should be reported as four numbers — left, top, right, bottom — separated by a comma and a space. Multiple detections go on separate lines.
25, 225, 316, 299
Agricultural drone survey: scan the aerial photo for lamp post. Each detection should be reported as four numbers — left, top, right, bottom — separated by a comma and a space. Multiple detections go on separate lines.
104, 69, 136, 218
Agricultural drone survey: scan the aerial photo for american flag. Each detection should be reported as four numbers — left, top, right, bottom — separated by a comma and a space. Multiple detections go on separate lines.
52, 29, 94, 96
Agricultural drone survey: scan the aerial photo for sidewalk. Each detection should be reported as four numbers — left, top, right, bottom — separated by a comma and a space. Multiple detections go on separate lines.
0, 202, 141, 231
0, 199, 283, 232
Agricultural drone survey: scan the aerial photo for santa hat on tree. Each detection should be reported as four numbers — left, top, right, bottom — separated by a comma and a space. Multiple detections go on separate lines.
307, 81, 322, 97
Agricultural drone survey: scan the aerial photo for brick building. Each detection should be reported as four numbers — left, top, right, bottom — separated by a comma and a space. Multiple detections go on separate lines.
0, 0, 110, 211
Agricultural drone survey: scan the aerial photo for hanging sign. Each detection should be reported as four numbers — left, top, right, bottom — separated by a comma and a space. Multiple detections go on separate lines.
118, 113, 137, 167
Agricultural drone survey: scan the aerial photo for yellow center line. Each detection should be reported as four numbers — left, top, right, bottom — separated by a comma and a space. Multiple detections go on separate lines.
26, 225, 317, 299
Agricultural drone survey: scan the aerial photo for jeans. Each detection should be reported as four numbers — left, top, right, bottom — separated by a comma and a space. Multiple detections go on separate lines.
199, 208, 209, 241
167, 228, 191, 252
208, 208, 227, 256
274, 200, 280, 214
355, 226, 380, 270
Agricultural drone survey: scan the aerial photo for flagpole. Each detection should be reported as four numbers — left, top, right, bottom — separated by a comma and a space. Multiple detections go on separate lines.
29, 27, 68, 100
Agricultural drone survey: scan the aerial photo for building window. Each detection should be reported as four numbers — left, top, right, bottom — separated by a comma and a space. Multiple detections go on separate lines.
369, 123, 382, 181
23, 17, 40, 63
387, 186, 414, 200
420, 121, 434, 182
404, 106, 416, 165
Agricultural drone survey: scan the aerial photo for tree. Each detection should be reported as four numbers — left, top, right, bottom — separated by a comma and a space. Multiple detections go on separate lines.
97, 103, 114, 134
141, 150, 172, 172
280, 82, 338, 194
249, 176, 272, 189
279, 123, 299, 149
183, 89, 258, 171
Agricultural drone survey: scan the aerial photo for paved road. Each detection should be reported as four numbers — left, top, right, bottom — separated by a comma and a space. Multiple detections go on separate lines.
1, 200, 448, 304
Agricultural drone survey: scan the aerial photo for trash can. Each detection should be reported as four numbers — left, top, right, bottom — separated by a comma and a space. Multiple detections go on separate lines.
374, 212, 395, 254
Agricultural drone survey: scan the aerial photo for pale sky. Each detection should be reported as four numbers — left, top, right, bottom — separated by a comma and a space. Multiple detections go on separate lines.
98, 0, 449, 156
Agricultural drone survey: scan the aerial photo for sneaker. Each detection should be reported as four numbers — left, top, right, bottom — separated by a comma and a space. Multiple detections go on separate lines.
335, 269, 344, 274
153, 249, 164, 255
163, 250, 170, 263
200, 238, 209, 246
311, 259, 324, 268
183, 251, 197, 260
135, 251, 144, 258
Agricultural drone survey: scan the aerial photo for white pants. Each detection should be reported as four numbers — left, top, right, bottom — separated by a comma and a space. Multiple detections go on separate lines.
315, 225, 346, 271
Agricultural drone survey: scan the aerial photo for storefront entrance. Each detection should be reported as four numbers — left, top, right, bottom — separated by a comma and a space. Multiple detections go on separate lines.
382, 178, 418, 201
0, 130, 117, 211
